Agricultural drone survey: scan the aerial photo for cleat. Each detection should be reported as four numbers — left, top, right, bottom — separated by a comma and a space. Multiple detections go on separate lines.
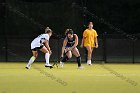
88, 64, 92, 65
45, 64, 53, 69
25, 65, 31, 69
25, 66, 30, 69
78, 66, 84, 69
87, 61, 92, 65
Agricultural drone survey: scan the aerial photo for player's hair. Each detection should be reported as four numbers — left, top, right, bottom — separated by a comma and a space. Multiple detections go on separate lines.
65, 29, 73, 35
45, 27, 53, 33
65, 29, 69, 35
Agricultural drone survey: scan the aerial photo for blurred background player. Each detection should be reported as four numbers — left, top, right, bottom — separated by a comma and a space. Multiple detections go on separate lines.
81, 22, 98, 65
26, 27, 53, 69
60, 29, 83, 69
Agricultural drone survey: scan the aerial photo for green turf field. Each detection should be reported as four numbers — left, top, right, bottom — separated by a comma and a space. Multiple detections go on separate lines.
0, 62, 140, 93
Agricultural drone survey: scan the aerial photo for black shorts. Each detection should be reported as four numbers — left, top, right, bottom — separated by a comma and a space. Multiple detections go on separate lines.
31, 45, 44, 51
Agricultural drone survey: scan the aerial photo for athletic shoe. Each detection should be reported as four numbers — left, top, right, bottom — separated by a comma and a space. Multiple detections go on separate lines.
60, 62, 64, 68
87, 62, 92, 65
88, 64, 92, 65
87, 60, 92, 65
45, 64, 53, 69
25, 65, 30, 69
78, 66, 84, 69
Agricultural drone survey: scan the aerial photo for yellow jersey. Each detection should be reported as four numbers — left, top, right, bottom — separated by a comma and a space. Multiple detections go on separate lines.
83, 29, 98, 47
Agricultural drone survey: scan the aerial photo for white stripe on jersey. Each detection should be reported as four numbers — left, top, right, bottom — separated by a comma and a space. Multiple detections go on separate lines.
31, 34, 50, 49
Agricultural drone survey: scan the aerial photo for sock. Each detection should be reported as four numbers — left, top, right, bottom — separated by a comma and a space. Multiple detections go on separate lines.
45, 53, 50, 64
77, 56, 81, 67
87, 60, 91, 64
27, 56, 36, 66
61, 55, 69, 62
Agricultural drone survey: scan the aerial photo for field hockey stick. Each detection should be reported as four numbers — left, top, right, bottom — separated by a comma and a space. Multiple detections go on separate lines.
52, 50, 69, 68
53, 46, 75, 68
52, 61, 59, 68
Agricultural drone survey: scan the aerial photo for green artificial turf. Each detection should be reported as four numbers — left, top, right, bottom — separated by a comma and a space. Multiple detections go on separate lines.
0, 62, 140, 93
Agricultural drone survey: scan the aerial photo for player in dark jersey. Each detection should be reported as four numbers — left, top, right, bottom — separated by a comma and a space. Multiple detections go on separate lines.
60, 29, 83, 69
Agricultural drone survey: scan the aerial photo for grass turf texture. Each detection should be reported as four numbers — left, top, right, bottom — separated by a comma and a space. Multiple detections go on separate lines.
0, 62, 140, 93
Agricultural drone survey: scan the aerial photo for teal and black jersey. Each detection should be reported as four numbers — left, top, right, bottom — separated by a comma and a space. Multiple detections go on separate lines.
65, 34, 76, 48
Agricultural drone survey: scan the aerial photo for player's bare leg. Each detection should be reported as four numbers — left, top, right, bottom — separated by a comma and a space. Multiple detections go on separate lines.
26, 51, 38, 69
66, 50, 72, 58
40, 46, 53, 68
85, 46, 93, 65
72, 47, 83, 69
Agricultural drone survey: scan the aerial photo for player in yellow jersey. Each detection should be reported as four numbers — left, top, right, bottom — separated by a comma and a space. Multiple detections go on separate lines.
81, 22, 98, 65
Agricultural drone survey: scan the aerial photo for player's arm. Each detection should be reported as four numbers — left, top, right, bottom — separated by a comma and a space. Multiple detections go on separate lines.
71, 34, 78, 49
44, 40, 51, 54
61, 38, 67, 57
80, 37, 84, 48
94, 36, 98, 48
81, 31, 86, 48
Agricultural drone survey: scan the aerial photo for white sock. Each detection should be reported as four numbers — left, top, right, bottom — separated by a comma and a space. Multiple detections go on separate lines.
87, 60, 91, 64
27, 56, 36, 67
45, 53, 50, 65
89, 60, 91, 64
